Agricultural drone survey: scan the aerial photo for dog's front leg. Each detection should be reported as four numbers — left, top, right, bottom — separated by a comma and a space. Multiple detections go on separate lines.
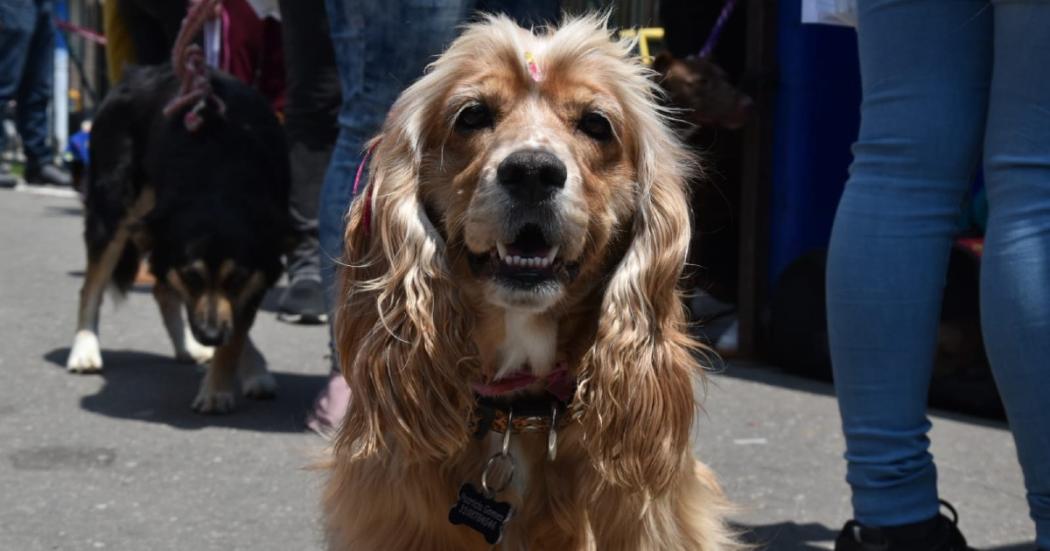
237, 335, 277, 399
191, 328, 245, 413
588, 459, 739, 551
153, 282, 214, 364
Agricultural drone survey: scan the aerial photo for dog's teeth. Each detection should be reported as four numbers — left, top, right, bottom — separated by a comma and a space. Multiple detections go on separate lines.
544, 246, 559, 264
496, 242, 508, 259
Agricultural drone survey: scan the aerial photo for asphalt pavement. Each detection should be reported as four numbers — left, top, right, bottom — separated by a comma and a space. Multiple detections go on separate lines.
0, 187, 1035, 550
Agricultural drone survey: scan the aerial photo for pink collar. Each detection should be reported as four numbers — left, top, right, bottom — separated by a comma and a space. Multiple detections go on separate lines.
472, 363, 575, 404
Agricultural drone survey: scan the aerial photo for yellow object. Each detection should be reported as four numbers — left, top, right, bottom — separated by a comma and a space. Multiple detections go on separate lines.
102, 0, 137, 84
618, 27, 665, 65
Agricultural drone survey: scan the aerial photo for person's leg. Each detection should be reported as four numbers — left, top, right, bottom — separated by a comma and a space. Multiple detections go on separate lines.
980, 2, 1050, 546
276, 0, 340, 323
0, 0, 36, 166
17, 0, 69, 186
16, 1, 56, 170
309, 0, 473, 434
475, 0, 560, 26
826, 0, 991, 530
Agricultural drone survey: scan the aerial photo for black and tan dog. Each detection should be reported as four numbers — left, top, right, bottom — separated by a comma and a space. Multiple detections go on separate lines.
64, 58, 290, 414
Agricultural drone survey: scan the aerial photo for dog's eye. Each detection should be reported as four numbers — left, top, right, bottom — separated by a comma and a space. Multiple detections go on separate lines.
578, 112, 613, 142
454, 103, 493, 132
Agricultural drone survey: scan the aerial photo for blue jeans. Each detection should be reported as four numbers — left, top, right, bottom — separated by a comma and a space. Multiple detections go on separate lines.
0, 0, 54, 163
318, 0, 560, 313
826, 0, 1050, 544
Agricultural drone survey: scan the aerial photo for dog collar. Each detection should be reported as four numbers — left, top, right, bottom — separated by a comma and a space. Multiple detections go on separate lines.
470, 365, 576, 439
471, 394, 572, 439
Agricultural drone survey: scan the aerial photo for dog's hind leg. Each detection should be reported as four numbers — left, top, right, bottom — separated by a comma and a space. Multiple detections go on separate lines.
238, 336, 277, 399
67, 229, 130, 373
68, 189, 155, 373
153, 282, 214, 364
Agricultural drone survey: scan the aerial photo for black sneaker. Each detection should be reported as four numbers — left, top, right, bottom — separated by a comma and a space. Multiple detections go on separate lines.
277, 277, 326, 324
25, 162, 71, 186
834, 501, 972, 551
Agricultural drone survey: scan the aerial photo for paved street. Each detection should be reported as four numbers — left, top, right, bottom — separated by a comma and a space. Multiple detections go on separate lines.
0, 187, 1035, 550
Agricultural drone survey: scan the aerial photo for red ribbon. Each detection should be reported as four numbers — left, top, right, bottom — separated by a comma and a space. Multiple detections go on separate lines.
353, 141, 379, 236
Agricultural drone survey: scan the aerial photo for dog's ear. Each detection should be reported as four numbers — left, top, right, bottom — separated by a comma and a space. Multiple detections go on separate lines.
575, 98, 702, 495
333, 119, 476, 463
651, 51, 675, 78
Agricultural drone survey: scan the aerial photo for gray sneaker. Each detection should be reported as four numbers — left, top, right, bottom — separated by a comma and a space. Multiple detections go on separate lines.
0, 164, 17, 188
25, 162, 71, 186
277, 277, 327, 324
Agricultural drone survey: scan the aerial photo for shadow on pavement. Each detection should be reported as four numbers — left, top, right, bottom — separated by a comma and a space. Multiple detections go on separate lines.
43, 347, 325, 433
736, 521, 838, 550
716, 361, 835, 398
44, 204, 83, 217
736, 520, 1034, 551
717, 362, 1010, 431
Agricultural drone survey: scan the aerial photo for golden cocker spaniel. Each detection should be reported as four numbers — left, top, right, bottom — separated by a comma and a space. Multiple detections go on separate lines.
325, 14, 741, 551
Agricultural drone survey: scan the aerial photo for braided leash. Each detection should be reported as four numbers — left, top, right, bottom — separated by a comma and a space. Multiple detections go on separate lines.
162, 0, 227, 132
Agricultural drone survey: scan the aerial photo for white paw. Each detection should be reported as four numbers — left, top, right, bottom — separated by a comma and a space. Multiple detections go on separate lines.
191, 388, 236, 414
175, 339, 214, 365
67, 331, 103, 373
241, 371, 277, 399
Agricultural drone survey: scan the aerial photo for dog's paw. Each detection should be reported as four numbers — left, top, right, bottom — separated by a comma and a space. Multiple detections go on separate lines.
191, 389, 236, 414
175, 340, 214, 365
241, 372, 277, 400
67, 331, 103, 373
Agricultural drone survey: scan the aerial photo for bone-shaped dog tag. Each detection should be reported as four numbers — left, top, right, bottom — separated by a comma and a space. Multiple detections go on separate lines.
448, 483, 513, 545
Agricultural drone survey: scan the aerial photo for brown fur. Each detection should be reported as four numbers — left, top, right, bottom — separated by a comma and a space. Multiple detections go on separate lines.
326, 15, 742, 550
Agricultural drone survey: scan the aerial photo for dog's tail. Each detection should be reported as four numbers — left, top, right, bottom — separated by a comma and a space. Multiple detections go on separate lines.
162, 0, 226, 132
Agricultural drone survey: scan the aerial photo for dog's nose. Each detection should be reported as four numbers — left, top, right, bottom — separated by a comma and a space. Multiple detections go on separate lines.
497, 149, 567, 203
194, 323, 230, 347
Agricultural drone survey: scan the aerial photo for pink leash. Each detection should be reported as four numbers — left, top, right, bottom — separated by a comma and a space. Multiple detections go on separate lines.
162, 0, 226, 132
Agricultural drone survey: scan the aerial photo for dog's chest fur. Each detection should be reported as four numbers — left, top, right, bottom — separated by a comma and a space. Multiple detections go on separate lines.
493, 311, 557, 379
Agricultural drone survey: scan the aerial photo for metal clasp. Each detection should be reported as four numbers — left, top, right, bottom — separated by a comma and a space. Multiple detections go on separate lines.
481, 409, 515, 497
547, 403, 558, 462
